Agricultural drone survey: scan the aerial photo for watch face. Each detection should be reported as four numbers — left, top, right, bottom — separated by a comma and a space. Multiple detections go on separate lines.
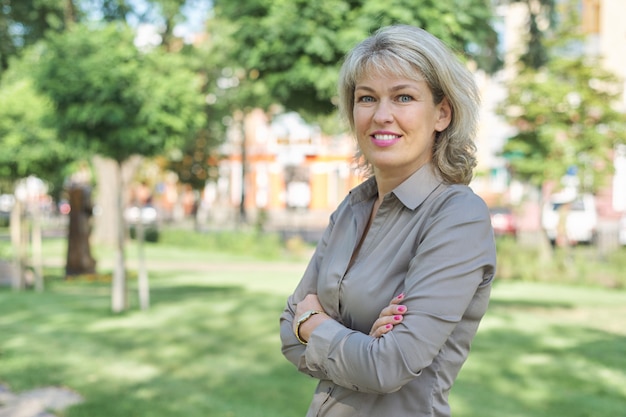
298, 310, 318, 324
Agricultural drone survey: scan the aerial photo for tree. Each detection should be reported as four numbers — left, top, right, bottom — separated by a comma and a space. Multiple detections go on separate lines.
162, 13, 262, 220
0, 65, 72, 189
0, 52, 78, 291
508, 0, 557, 69
497, 1, 626, 193
0, 0, 69, 74
210, 0, 501, 121
33, 23, 205, 312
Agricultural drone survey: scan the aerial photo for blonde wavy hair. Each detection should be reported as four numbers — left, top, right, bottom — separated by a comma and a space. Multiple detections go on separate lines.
338, 25, 480, 185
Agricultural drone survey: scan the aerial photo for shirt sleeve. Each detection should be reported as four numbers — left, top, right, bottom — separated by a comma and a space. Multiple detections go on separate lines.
279, 209, 338, 380
302, 189, 496, 394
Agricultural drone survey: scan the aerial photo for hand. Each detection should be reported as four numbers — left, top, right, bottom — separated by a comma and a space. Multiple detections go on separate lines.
294, 294, 324, 318
369, 293, 407, 338
293, 294, 326, 337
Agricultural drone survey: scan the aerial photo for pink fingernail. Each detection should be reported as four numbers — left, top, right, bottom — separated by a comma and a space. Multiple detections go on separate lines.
396, 293, 404, 299
397, 306, 406, 313
385, 324, 392, 329
394, 315, 402, 321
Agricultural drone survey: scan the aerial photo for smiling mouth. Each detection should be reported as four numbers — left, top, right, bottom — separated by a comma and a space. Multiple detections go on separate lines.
372, 134, 401, 141
370, 133, 401, 147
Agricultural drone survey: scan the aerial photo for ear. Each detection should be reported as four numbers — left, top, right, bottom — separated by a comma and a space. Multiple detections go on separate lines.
434, 97, 452, 132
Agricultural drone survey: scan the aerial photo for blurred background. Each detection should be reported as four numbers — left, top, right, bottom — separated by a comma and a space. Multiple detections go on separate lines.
1, 1, 625, 416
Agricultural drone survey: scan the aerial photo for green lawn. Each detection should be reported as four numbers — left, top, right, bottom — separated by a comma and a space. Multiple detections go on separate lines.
1, 232, 625, 416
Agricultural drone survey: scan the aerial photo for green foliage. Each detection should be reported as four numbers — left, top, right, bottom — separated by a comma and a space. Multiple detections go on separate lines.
0, 0, 68, 73
495, 237, 626, 289
158, 228, 288, 260
32, 23, 205, 163
497, 1, 626, 191
0, 56, 75, 189
210, 0, 500, 120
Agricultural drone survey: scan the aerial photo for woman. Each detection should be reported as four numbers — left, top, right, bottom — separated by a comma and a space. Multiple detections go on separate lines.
279, 25, 496, 417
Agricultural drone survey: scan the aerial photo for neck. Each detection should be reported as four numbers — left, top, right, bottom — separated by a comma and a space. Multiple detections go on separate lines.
373, 169, 414, 199
373, 161, 431, 199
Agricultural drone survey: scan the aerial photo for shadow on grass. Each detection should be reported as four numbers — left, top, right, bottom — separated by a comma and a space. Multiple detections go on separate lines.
2, 279, 625, 417
453, 318, 626, 417
70, 286, 313, 417
0, 279, 314, 417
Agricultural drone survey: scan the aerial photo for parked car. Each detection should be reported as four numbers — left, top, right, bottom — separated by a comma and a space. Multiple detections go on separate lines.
0, 194, 15, 227
489, 206, 517, 237
542, 193, 597, 245
124, 205, 159, 242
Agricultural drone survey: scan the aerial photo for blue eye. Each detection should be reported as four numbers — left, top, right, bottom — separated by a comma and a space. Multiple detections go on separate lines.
398, 95, 413, 103
358, 96, 374, 103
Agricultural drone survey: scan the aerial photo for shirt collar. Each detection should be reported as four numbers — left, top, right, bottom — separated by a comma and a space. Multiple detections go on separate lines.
349, 163, 444, 210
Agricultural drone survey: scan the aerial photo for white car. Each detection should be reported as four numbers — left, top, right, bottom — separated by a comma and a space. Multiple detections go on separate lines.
542, 193, 598, 245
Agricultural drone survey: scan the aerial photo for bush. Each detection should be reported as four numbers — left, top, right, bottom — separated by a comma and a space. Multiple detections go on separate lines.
158, 228, 289, 260
129, 225, 159, 242
495, 236, 626, 289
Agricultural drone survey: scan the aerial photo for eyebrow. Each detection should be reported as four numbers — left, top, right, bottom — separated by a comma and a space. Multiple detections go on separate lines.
355, 84, 421, 93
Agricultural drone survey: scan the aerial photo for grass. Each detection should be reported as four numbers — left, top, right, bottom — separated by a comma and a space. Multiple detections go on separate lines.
452, 282, 626, 417
0, 258, 317, 416
1, 230, 625, 416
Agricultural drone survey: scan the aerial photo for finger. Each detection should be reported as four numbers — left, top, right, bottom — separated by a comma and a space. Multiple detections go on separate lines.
369, 313, 404, 336
390, 293, 404, 305
395, 304, 407, 315
378, 304, 394, 318
371, 313, 404, 337
369, 317, 389, 335
378, 303, 407, 319
370, 323, 393, 338
377, 293, 405, 317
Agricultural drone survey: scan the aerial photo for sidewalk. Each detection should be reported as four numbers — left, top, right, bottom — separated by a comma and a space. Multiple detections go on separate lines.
0, 384, 82, 417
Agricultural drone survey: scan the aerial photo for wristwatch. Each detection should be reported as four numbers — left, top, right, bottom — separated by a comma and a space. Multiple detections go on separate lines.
295, 310, 322, 345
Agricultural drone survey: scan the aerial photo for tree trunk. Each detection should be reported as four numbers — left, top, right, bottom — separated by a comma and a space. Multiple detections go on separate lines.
137, 217, 150, 310
239, 115, 247, 225
64, 0, 78, 26
92, 156, 118, 245
111, 161, 127, 313
10, 199, 24, 290
65, 184, 96, 276
31, 199, 44, 292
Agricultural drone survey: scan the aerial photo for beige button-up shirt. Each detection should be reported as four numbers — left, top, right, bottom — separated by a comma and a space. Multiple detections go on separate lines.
280, 164, 496, 417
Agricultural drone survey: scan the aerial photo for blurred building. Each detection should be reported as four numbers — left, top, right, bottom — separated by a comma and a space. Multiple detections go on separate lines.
582, 0, 626, 218
474, 0, 626, 231
209, 109, 361, 229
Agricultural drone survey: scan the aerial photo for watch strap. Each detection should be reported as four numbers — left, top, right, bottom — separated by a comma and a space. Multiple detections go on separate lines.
295, 310, 322, 345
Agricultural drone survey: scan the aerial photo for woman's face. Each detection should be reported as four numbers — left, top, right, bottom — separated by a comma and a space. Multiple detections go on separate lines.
353, 73, 451, 179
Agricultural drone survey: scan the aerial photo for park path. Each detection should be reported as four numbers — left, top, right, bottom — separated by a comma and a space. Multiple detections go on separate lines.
0, 384, 82, 417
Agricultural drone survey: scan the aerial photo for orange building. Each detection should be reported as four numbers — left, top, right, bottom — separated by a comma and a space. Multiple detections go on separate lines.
211, 109, 362, 228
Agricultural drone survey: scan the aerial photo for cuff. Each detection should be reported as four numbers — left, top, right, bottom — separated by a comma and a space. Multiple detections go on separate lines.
305, 319, 350, 372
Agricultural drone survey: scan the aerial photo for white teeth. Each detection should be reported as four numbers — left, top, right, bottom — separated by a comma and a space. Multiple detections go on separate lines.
373, 134, 398, 140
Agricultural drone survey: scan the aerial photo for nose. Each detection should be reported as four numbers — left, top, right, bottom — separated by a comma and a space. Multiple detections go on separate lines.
373, 100, 394, 124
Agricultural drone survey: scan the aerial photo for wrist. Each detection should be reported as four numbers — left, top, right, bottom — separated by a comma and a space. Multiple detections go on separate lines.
295, 310, 324, 345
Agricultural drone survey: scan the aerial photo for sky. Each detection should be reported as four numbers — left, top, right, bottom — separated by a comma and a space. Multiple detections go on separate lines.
126, 0, 212, 45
